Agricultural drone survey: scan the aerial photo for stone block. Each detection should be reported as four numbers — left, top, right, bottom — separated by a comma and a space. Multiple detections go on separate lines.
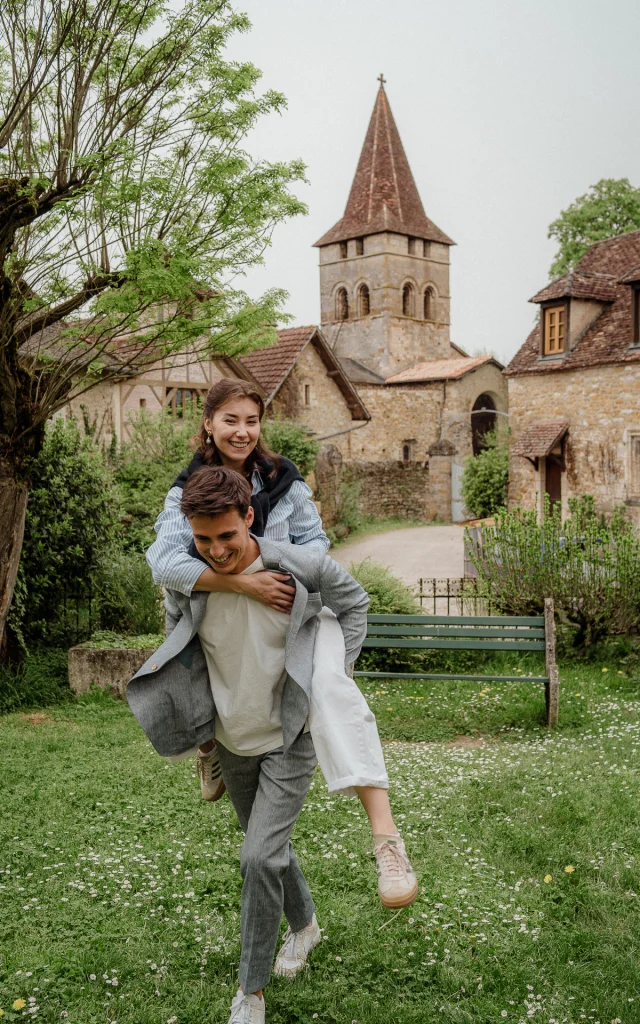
68, 646, 155, 698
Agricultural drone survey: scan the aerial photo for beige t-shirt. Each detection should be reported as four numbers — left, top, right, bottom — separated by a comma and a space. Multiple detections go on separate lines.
197, 555, 290, 756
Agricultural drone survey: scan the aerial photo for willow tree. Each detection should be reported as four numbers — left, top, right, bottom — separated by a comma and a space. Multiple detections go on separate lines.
0, 0, 306, 648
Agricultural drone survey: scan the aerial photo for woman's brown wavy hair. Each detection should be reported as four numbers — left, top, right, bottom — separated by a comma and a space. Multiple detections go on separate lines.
194, 377, 279, 477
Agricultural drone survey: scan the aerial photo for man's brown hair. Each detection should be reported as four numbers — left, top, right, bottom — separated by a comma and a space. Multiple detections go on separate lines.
180, 466, 252, 520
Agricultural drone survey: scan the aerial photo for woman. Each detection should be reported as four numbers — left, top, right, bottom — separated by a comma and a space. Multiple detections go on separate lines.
147, 378, 417, 908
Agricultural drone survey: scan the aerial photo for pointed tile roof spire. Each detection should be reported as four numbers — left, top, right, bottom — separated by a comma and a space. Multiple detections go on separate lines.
314, 79, 453, 247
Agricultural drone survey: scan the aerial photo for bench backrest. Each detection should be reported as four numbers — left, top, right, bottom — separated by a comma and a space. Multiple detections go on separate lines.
364, 614, 546, 652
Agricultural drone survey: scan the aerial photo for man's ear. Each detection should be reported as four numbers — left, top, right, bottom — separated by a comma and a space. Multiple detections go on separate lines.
245, 505, 255, 528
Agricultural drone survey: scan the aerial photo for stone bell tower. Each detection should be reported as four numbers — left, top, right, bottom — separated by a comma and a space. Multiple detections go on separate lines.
314, 77, 454, 379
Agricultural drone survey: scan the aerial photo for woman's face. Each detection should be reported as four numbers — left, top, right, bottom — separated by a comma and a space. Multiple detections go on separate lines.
205, 397, 261, 470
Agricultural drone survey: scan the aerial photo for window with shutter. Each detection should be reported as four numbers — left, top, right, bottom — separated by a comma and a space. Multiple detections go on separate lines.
543, 305, 566, 355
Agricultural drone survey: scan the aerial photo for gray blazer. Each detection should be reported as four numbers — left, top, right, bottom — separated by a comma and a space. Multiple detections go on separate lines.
127, 536, 369, 758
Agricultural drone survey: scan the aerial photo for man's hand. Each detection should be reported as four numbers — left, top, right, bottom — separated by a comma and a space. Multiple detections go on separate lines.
236, 571, 295, 613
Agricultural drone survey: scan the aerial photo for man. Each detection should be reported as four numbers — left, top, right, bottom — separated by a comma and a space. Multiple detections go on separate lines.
128, 465, 392, 1023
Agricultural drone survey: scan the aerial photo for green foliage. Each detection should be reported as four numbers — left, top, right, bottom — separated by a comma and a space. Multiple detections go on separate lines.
80, 631, 165, 650
0, 650, 70, 714
2, 0, 308, 431
94, 552, 164, 636
262, 418, 320, 477
467, 495, 640, 651
113, 408, 201, 552
548, 178, 640, 277
16, 418, 118, 648
335, 479, 362, 534
461, 432, 509, 519
349, 559, 478, 676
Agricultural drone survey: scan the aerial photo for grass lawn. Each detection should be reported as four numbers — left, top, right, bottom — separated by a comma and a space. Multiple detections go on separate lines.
1, 664, 640, 1023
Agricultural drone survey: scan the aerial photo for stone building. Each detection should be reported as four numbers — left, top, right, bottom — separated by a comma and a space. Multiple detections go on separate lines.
505, 229, 640, 527
310, 79, 507, 521
240, 325, 369, 454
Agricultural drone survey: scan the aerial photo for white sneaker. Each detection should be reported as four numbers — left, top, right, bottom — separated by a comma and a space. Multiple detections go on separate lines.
373, 835, 418, 909
273, 913, 322, 978
196, 744, 225, 802
228, 989, 265, 1024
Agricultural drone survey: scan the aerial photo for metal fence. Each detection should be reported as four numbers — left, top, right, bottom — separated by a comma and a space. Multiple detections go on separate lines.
416, 577, 495, 615
61, 581, 96, 645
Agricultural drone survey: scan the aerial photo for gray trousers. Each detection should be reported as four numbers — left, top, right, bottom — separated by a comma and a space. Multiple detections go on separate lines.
217, 731, 317, 994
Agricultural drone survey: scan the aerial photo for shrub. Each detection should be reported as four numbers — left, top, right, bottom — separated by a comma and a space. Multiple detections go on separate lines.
461, 432, 509, 519
14, 418, 118, 650
95, 551, 165, 636
0, 650, 71, 714
262, 418, 320, 477
80, 630, 165, 650
113, 408, 201, 552
335, 479, 362, 534
348, 559, 479, 676
467, 495, 640, 652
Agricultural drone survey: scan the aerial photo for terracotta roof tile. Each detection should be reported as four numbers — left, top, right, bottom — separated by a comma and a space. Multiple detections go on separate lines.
511, 421, 568, 458
385, 356, 495, 384
314, 84, 453, 248
506, 230, 640, 377
530, 269, 617, 303
239, 326, 369, 421
240, 326, 316, 397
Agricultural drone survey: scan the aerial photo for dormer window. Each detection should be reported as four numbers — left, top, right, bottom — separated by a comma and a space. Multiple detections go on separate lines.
543, 304, 566, 356
339, 241, 348, 259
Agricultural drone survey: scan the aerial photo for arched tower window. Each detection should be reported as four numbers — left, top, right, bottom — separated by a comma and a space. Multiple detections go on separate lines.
471, 393, 497, 456
358, 284, 370, 317
335, 287, 349, 321
424, 287, 435, 321
402, 283, 415, 317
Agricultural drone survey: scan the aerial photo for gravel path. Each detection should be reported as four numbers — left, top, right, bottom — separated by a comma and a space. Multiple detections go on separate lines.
331, 524, 465, 584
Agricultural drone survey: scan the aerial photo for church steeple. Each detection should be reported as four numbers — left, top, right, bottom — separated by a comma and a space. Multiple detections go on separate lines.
314, 78, 453, 248
315, 80, 454, 378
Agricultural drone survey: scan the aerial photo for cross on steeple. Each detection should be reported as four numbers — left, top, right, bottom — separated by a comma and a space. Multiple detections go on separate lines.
377, 73, 386, 87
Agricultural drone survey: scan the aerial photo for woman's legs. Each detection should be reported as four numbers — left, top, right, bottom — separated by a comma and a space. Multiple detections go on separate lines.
355, 785, 397, 836
310, 609, 418, 908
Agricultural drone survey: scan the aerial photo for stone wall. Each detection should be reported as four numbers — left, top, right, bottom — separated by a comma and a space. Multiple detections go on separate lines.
508, 363, 640, 528
341, 361, 508, 466
318, 231, 451, 377
347, 460, 431, 520
313, 441, 431, 523
64, 381, 116, 445
268, 341, 356, 458
347, 382, 443, 463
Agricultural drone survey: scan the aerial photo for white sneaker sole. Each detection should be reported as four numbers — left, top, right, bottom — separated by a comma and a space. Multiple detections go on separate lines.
273, 927, 322, 978
380, 880, 418, 909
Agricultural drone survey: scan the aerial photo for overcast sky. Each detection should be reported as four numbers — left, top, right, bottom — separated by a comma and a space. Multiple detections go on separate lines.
224, 0, 640, 367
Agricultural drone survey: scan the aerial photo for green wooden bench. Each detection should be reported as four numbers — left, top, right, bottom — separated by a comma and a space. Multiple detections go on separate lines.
354, 597, 559, 727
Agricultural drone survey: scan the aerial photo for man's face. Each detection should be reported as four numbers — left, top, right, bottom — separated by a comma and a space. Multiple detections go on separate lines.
190, 506, 255, 574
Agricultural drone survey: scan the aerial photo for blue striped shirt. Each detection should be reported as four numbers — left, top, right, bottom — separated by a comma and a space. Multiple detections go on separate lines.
146, 471, 329, 596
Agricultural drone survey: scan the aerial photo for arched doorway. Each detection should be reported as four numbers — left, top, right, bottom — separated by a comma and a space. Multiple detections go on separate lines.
471, 393, 497, 456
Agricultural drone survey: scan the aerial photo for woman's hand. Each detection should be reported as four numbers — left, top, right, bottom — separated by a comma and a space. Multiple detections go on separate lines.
235, 571, 295, 613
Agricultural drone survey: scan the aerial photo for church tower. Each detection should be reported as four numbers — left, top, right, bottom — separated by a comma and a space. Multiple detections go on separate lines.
314, 78, 454, 379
